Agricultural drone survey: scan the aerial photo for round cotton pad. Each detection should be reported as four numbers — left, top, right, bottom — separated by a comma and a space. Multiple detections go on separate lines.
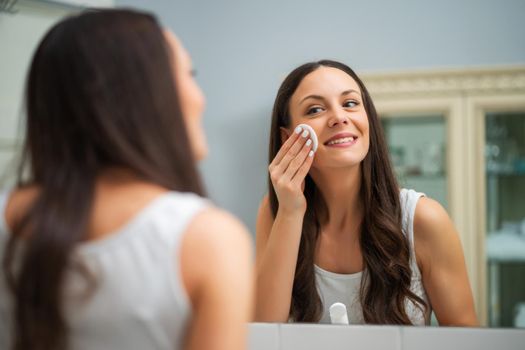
297, 124, 318, 152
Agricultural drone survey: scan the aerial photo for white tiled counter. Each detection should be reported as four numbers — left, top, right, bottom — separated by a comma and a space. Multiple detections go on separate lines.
248, 323, 525, 350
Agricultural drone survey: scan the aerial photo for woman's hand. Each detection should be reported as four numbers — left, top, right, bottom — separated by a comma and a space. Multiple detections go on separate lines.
268, 126, 314, 214
256, 125, 315, 322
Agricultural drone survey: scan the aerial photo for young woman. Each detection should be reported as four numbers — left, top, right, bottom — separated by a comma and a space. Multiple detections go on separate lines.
0, 9, 253, 350
255, 60, 477, 326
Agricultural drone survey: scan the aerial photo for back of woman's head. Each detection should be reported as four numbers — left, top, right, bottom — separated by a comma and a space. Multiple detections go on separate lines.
5, 9, 204, 350
24, 8, 203, 193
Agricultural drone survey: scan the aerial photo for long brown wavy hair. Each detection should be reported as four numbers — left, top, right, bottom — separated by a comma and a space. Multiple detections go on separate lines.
267, 60, 427, 323
2, 9, 205, 350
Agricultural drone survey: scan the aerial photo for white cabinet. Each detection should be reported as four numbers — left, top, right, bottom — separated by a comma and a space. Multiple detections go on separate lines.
363, 66, 525, 327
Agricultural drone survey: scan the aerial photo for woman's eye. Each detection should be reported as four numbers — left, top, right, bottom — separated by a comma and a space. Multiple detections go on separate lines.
306, 106, 323, 115
343, 100, 358, 108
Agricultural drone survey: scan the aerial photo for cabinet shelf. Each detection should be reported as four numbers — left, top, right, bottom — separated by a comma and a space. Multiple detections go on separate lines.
486, 233, 525, 262
486, 170, 525, 177
400, 174, 446, 180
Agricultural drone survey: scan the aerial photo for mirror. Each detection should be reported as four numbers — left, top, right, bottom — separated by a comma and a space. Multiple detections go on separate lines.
1, 0, 524, 331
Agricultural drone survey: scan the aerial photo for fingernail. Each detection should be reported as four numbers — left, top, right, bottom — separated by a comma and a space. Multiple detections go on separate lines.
294, 126, 302, 134
306, 139, 312, 146
301, 130, 309, 138
308, 150, 314, 157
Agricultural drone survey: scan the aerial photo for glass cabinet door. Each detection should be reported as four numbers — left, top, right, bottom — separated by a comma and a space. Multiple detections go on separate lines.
485, 112, 525, 328
381, 114, 449, 326
366, 67, 525, 327
381, 115, 448, 210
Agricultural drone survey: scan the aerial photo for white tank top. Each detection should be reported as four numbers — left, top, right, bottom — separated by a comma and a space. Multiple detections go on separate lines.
0, 190, 209, 349
315, 188, 431, 325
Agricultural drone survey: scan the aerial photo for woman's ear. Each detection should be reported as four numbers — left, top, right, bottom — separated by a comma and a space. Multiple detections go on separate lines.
280, 127, 291, 144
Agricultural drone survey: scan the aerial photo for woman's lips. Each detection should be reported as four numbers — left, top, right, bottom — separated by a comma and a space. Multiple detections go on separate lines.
325, 137, 358, 148
324, 133, 359, 148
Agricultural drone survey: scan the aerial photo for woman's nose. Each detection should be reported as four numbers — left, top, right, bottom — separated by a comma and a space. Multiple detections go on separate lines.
328, 108, 349, 127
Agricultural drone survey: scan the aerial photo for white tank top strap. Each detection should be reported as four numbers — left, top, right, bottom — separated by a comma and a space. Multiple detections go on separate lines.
399, 188, 426, 278
144, 191, 210, 249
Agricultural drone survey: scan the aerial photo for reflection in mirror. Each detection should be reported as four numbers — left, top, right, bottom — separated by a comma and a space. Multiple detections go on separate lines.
382, 115, 448, 326
255, 61, 478, 327
485, 112, 525, 328
381, 115, 448, 210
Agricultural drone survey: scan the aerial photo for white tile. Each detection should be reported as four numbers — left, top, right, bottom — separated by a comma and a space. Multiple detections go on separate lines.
248, 323, 279, 350
402, 327, 525, 350
280, 324, 401, 350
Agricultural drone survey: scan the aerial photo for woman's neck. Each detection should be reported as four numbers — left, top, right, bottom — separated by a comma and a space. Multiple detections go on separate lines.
309, 165, 363, 233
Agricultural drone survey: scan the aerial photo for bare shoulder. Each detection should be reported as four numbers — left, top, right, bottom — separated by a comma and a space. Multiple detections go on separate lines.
413, 196, 456, 243
183, 206, 253, 257
180, 206, 253, 299
4, 185, 40, 230
181, 206, 255, 349
7, 185, 40, 208
413, 196, 462, 271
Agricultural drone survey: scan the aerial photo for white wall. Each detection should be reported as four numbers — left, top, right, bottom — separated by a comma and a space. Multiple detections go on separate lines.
115, 0, 525, 232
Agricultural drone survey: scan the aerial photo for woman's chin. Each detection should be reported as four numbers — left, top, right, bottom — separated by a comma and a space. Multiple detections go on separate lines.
314, 153, 366, 169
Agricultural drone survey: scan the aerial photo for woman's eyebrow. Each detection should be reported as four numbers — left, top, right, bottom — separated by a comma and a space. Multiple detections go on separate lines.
300, 89, 361, 105
299, 94, 325, 105
341, 89, 361, 97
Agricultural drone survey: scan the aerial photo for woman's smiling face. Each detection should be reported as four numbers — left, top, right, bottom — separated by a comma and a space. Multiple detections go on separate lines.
286, 66, 370, 169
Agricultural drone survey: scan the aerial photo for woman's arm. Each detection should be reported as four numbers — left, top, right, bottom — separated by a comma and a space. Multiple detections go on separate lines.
254, 196, 305, 322
255, 128, 314, 322
181, 208, 254, 350
414, 197, 478, 326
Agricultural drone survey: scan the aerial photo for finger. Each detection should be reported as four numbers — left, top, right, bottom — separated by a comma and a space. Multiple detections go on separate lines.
280, 139, 313, 183
271, 126, 302, 166
290, 149, 314, 187
273, 130, 311, 177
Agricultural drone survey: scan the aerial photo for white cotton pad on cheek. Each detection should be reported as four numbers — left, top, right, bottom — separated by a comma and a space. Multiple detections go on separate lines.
297, 124, 318, 152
